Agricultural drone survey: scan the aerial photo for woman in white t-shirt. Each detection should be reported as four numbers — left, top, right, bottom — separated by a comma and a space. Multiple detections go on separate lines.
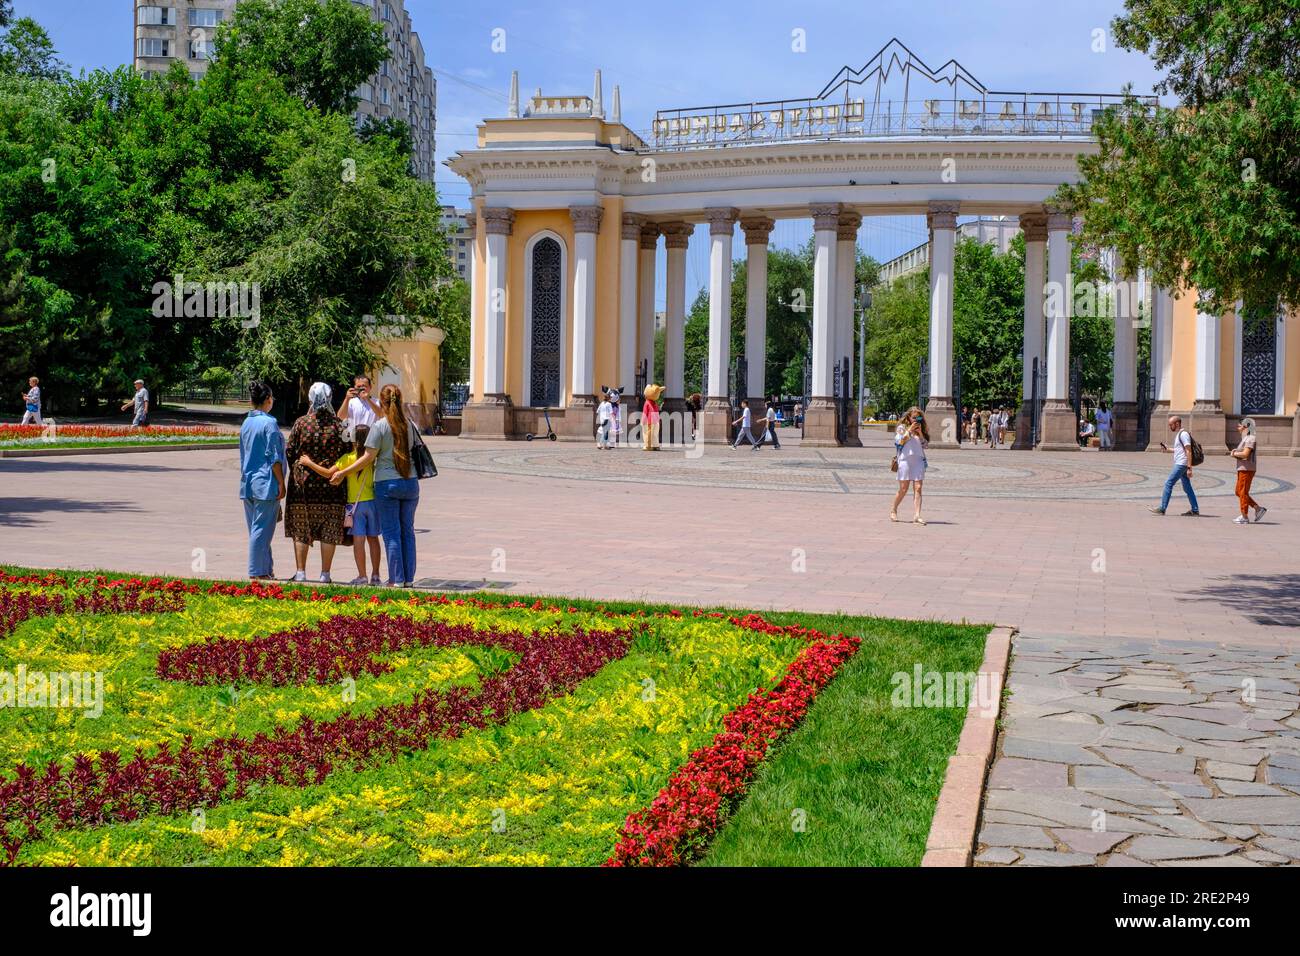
890, 406, 930, 525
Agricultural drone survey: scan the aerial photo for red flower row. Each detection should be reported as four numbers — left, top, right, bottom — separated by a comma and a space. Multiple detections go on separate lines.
0, 587, 187, 641
605, 624, 861, 867
0, 424, 228, 440
0, 616, 632, 865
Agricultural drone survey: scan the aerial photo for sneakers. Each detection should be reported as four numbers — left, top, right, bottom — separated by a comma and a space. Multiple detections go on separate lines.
1254, 506, 1268, 523
290, 571, 307, 583
1148, 507, 1165, 515
1180, 510, 1200, 517
347, 576, 368, 585
1233, 515, 1249, 525
369, 574, 382, 586
319, 572, 331, 584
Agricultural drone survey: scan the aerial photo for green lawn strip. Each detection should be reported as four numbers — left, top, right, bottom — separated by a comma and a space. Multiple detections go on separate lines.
17, 614, 804, 866
702, 617, 987, 866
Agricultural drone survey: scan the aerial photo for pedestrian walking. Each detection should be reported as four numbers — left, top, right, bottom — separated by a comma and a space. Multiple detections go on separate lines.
238, 381, 286, 580
1150, 415, 1200, 516
595, 391, 614, 449
122, 379, 149, 427
890, 406, 929, 525
731, 399, 756, 448
1228, 417, 1266, 525
753, 399, 782, 450
20, 377, 41, 425
1096, 403, 1114, 450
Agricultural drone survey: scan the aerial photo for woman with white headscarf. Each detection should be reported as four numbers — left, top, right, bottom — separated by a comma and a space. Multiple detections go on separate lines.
283, 382, 348, 582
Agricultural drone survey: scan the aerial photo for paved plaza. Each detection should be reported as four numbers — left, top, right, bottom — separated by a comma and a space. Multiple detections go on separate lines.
5, 430, 1298, 868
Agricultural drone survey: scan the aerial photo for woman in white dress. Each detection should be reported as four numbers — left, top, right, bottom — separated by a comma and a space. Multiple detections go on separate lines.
891, 405, 930, 525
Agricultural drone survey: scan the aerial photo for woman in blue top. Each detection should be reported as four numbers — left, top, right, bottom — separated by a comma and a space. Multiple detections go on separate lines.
331, 384, 420, 587
238, 381, 286, 579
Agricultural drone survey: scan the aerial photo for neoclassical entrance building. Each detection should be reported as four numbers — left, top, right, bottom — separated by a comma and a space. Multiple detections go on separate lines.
446, 41, 1300, 453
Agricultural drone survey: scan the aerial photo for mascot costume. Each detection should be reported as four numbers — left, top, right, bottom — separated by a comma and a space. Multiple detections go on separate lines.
642, 383, 665, 451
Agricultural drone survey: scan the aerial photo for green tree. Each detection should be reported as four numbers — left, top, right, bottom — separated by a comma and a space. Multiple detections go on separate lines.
212, 0, 389, 115
0, 16, 64, 81
864, 271, 928, 416
1057, 0, 1300, 314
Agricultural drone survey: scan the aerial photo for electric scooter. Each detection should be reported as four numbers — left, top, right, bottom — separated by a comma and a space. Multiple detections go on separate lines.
525, 408, 558, 441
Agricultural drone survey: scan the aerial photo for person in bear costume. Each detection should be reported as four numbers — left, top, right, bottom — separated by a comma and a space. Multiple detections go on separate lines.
642, 383, 665, 451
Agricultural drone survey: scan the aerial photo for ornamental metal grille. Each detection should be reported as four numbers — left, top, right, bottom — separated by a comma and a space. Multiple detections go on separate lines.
1240, 313, 1277, 416
528, 237, 562, 407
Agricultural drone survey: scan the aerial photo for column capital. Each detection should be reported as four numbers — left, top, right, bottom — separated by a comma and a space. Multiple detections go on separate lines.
837, 210, 862, 241
570, 204, 604, 234
810, 203, 843, 232
481, 207, 515, 236
1044, 205, 1072, 232
639, 221, 662, 250
461, 215, 477, 241
705, 206, 739, 235
740, 216, 775, 245
621, 212, 645, 242
1019, 211, 1047, 242
661, 221, 691, 249
926, 201, 960, 230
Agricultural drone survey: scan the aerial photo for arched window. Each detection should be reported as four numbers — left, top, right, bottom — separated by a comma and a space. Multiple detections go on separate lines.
1240, 306, 1277, 415
526, 235, 564, 407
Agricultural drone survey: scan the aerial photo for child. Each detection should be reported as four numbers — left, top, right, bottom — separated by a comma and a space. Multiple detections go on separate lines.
20, 377, 41, 425
298, 424, 381, 585
609, 390, 622, 446
753, 399, 782, 450
596, 391, 613, 449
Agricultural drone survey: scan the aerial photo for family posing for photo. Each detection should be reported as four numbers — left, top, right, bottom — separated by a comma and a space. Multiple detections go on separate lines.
237, 376, 432, 587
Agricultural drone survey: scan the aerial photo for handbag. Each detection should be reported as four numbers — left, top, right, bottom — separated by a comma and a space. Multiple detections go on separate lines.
890, 456, 898, 473
411, 427, 438, 479
343, 502, 356, 529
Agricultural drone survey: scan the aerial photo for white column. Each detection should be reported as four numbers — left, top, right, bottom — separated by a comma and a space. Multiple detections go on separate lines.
1019, 212, 1047, 399
705, 207, 737, 398
810, 204, 841, 398
1152, 285, 1174, 402
1112, 251, 1138, 403
1195, 296, 1221, 403
663, 222, 689, 399
465, 215, 479, 396
741, 216, 774, 401
836, 211, 862, 391
1044, 209, 1072, 400
927, 201, 959, 400
569, 205, 603, 401
618, 214, 642, 391
480, 208, 514, 396
637, 224, 659, 377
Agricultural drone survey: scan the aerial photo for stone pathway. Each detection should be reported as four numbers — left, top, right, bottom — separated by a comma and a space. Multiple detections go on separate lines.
976, 634, 1300, 866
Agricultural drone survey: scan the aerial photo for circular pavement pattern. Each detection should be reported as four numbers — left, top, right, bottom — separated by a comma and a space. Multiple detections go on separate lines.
434, 444, 1295, 500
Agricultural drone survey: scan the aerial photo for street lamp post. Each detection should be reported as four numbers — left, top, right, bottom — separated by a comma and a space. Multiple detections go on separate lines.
856, 284, 872, 420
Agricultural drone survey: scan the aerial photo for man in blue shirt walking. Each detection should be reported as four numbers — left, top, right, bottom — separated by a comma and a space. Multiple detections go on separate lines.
239, 381, 286, 579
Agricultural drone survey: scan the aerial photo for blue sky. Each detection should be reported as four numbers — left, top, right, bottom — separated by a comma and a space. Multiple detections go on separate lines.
21, 0, 1168, 300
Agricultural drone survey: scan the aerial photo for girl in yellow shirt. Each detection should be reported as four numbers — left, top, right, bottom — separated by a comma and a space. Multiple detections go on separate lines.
298, 424, 381, 584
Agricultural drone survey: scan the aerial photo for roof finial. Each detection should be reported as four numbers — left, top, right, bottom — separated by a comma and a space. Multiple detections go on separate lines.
611, 84, 621, 123
591, 68, 604, 119
508, 70, 519, 118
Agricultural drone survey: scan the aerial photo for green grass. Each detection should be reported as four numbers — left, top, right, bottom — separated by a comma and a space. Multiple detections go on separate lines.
0, 440, 236, 451
701, 617, 986, 866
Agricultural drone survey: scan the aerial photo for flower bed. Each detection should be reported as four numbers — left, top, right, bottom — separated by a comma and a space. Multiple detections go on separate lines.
0, 569, 979, 867
0, 424, 235, 448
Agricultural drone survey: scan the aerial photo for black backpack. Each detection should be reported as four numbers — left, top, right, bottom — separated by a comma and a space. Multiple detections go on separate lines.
1185, 431, 1205, 466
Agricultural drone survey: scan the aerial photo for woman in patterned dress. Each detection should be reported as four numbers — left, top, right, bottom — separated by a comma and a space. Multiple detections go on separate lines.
284, 382, 348, 583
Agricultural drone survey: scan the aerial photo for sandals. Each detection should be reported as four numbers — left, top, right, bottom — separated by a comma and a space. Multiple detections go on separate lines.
889, 513, 899, 522
913, 516, 927, 525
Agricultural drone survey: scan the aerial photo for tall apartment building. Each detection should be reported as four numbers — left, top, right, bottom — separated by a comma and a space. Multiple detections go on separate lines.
132, 0, 436, 181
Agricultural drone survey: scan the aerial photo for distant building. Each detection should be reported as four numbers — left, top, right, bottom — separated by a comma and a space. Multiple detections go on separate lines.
440, 206, 472, 281
878, 216, 1021, 285
132, 0, 436, 181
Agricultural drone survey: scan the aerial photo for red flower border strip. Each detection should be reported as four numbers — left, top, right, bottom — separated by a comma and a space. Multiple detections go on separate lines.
605, 620, 860, 867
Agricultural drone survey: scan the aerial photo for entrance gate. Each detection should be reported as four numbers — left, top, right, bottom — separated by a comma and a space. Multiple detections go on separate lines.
1135, 357, 1153, 449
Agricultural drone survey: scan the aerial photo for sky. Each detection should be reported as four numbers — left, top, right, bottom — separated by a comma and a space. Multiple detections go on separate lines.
19, 0, 1169, 304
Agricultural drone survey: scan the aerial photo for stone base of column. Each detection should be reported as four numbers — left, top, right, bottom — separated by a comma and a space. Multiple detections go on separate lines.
1291, 407, 1300, 458
1012, 401, 1035, 449
801, 397, 840, 447
553, 394, 596, 442
842, 406, 863, 447
1145, 400, 1171, 451
699, 397, 733, 445
659, 398, 691, 446
1111, 401, 1139, 451
1037, 400, 1080, 451
1189, 400, 1229, 451
921, 396, 960, 449
460, 394, 514, 441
